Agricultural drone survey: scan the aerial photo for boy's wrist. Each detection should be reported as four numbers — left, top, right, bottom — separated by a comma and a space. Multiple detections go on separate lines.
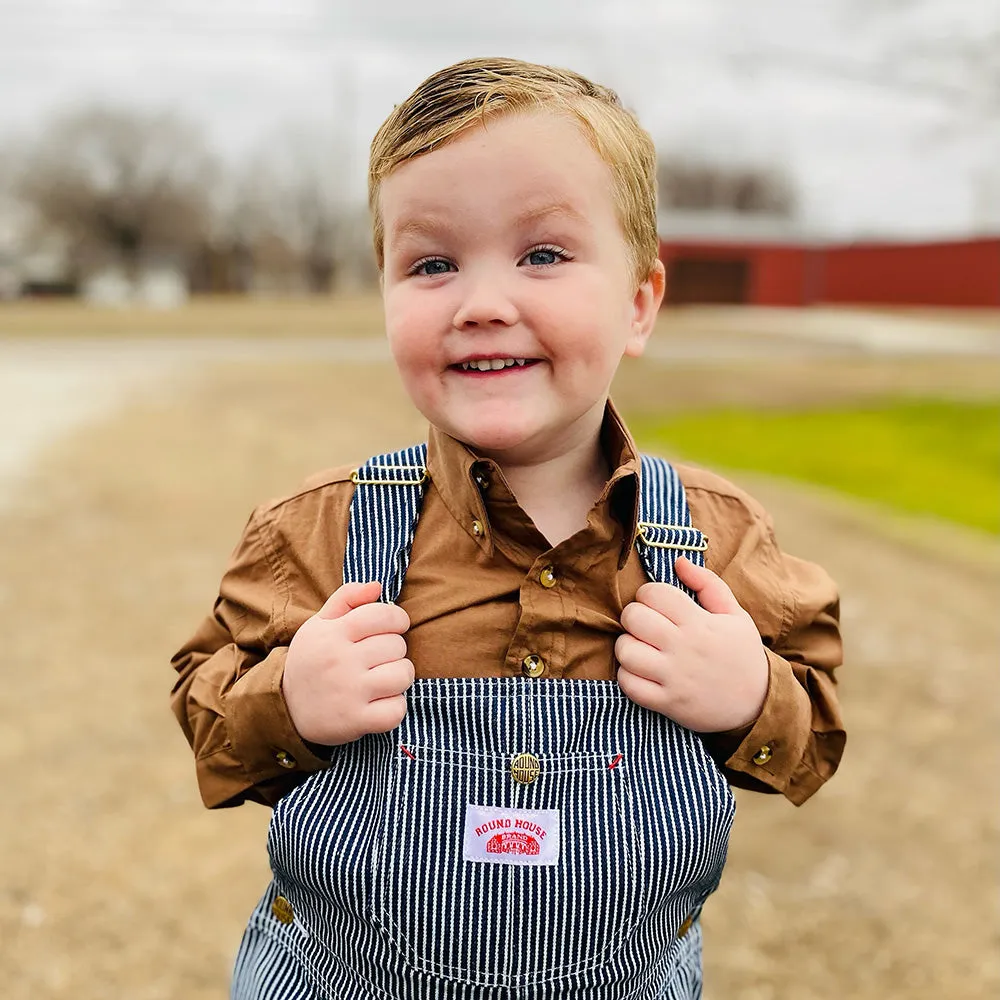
301, 738, 336, 760
722, 648, 810, 793
227, 647, 332, 780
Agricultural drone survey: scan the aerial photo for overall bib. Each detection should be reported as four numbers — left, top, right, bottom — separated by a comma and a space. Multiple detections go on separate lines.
232, 445, 736, 1000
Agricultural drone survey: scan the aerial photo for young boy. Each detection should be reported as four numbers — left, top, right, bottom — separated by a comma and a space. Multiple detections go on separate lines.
172, 57, 844, 1000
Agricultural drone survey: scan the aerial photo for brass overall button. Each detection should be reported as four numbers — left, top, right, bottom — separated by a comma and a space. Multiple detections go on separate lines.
539, 565, 557, 588
271, 895, 295, 924
511, 752, 540, 785
471, 519, 485, 538
521, 654, 546, 678
752, 745, 773, 766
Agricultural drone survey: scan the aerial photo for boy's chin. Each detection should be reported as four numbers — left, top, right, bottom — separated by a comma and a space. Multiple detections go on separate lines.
438, 416, 549, 460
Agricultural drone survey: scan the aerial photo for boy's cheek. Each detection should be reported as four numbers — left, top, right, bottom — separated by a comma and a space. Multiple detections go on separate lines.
384, 308, 431, 366
384, 288, 439, 344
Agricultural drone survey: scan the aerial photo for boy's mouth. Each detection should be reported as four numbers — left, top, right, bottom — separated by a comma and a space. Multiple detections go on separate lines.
450, 357, 540, 373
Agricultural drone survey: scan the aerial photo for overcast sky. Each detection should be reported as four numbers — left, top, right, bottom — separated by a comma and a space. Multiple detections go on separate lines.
1, 0, 998, 238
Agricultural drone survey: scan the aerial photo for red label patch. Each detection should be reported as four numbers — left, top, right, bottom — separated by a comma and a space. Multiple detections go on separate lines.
463, 804, 560, 866
487, 831, 540, 856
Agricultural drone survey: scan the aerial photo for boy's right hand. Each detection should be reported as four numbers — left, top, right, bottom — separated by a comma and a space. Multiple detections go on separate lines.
282, 581, 413, 747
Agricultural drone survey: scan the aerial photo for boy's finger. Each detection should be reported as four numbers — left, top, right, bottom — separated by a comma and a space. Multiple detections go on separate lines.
341, 600, 411, 641
673, 557, 741, 615
317, 581, 382, 620
363, 693, 409, 734
354, 631, 408, 668
635, 581, 703, 626
616, 664, 667, 713
621, 601, 677, 650
365, 658, 416, 700
615, 632, 667, 681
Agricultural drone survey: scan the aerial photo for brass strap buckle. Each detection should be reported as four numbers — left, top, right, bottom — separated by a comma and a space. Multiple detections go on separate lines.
636, 522, 709, 553
350, 465, 428, 486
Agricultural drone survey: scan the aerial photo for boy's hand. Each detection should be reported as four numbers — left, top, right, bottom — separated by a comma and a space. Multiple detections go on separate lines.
282, 581, 414, 747
616, 557, 768, 733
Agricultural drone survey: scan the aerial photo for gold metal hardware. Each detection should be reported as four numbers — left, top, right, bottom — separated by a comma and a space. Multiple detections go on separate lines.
350, 465, 428, 486
271, 895, 295, 924
521, 654, 546, 678
636, 522, 709, 553
511, 752, 541, 785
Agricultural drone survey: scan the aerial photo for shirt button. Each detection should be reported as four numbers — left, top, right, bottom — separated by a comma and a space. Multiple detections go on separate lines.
539, 565, 558, 588
274, 750, 297, 769
752, 745, 773, 766
471, 518, 485, 538
521, 654, 546, 678
271, 895, 295, 924
511, 752, 540, 784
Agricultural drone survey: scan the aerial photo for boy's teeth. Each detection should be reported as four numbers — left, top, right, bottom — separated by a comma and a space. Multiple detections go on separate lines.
461, 358, 527, 371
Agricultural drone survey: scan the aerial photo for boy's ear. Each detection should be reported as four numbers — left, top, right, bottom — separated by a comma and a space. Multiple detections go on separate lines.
624, 259, 665, 358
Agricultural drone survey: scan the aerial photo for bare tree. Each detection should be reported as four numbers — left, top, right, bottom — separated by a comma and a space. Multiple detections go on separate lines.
657, 157, 798, 217
17, 107, 217, 287
224, 130, 352, 294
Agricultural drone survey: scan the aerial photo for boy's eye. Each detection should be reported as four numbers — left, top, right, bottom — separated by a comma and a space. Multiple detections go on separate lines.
521, 245, 570, 267
410, 257, 455, 277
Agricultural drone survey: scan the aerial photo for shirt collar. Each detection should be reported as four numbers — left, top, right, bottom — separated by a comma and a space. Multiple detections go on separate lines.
424, 398, 641, 568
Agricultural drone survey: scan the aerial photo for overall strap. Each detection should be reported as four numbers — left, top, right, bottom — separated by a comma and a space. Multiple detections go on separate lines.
343, 446, 705, 604
636, 454, 707, 598
344, 443, 429, 604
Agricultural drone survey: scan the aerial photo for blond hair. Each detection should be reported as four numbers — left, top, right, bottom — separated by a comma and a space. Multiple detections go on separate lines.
368, 57, 659, 286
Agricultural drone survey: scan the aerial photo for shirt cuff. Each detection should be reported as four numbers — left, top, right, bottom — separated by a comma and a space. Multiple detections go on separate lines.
723, 647, 813, 800
225, 647, 332, 785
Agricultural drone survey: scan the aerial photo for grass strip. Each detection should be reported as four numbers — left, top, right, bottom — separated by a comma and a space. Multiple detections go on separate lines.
632, 398, 1000, 534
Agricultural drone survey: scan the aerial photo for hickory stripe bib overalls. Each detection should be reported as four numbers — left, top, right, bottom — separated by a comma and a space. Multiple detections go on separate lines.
232, 445, 736, 1000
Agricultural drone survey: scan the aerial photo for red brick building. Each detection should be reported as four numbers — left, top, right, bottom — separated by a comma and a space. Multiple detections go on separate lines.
659, 231, 1000, 308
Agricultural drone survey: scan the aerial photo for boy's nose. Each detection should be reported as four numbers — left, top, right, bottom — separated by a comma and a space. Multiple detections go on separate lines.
452, 279, 519, 330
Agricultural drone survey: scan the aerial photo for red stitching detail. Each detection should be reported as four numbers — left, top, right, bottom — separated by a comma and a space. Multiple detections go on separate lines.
400, 745, 416, 760
608, 753, 623, 769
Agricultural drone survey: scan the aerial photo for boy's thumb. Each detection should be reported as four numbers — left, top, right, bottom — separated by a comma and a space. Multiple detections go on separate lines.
317, 581, 383, 619
673, 556, 740, 615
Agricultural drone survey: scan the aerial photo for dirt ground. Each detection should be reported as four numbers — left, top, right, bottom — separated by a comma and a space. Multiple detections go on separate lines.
0, 322, 998, 998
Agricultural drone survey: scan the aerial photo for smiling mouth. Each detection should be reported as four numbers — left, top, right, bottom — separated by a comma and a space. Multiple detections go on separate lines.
451, 357, 540, 372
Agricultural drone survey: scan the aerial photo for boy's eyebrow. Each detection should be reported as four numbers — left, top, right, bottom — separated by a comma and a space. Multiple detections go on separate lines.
388, 202, 589, 251
514, 202, 588, 227
388, 217, 447, 250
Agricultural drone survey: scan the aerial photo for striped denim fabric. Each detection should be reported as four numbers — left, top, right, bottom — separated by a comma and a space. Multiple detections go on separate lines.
231, 447, 735, 1000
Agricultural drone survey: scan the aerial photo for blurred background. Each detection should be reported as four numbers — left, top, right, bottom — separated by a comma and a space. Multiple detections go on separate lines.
0, 2, 997, 999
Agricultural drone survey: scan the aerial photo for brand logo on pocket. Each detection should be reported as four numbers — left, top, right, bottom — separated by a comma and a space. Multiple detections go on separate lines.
487, 831, 540, 856
464, 805, 560, 866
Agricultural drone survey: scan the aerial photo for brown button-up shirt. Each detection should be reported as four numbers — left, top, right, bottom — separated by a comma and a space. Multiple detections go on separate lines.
171, 405, 844, 810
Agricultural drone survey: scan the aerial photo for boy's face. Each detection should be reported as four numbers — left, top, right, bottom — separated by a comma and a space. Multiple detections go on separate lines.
379, 110, 664, 465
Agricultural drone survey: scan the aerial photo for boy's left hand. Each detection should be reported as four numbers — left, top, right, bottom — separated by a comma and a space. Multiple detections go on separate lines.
616, 556, 769, 733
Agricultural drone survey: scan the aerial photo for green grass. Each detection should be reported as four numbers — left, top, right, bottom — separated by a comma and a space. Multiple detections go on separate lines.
632, 399, 1000, 534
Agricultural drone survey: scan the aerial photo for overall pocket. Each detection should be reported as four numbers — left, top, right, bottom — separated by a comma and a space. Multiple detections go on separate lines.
370, 743, 641, 988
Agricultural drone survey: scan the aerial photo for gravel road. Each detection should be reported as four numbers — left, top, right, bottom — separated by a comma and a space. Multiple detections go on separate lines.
0, 334, 996, 999
2, 306, 996, 504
